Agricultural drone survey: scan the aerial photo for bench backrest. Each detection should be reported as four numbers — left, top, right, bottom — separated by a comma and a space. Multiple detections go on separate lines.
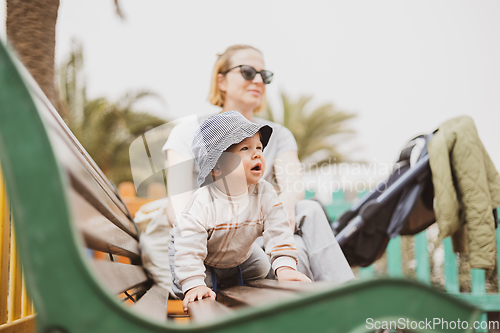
0, 40, 170, 330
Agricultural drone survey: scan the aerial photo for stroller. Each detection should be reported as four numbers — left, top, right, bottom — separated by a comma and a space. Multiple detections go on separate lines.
332, 134, 436, 267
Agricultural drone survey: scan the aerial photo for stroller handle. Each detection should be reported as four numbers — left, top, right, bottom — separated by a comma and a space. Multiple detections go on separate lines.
335, 155, 430, 246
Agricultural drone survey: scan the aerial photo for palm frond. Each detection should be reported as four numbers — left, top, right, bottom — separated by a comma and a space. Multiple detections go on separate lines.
57, 41, 167, 184
114, 0, 126, 20
260, 91, 356, 166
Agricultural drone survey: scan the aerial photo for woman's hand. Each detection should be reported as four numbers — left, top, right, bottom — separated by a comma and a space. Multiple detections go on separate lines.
183, 285, 216, 313
276, 267, 312, 282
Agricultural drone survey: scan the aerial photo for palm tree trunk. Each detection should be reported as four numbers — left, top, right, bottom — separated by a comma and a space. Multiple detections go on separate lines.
6, 0, 60, 110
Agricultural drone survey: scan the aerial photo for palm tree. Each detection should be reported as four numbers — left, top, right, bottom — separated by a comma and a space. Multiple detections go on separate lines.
6, 0, 60, 108
262, 92, 356, 166
6, 0, 124, 113
58, 41, 167, 184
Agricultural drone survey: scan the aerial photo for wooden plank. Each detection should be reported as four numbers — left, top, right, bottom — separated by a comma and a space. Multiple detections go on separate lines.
217, 285, 298, 307
188, 298, 233, 323
8, 227, 22, 321
36, 109, 136, 236
27, 298, 33, 316
90, 260, 148, 295
476, 313, 489, 333
167, 300, 184, 316
358, 265, 374, 279
470, 269, 487, 333
386, 236, 403, 277
22, 273, 30, 317
69, 174, 137, 239
133, 285, 168, 321
414, 230, 430, 285
471, 269, 486, 294
497, 225, 500, 288
0, 314, 36, 333
0, 175, 9, 325
443, 237, 459, 293
33, 93, 131, 218
70, 191, 140, 261
245, 279, 333, 292
45, 125, 136, 235
83, 234, 139, 261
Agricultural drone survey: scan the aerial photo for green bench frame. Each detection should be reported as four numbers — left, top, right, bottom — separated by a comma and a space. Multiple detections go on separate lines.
0, 40, 481, 333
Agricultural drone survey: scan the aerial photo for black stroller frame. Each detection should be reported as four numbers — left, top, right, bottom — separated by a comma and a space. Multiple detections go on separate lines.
335, 156, 430, 245
333, 134, 435, 267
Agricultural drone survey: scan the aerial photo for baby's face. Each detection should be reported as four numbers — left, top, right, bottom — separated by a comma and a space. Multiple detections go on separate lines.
223, 133, 266, 186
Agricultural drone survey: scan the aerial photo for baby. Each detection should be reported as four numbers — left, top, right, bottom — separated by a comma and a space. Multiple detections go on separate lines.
170, 111, 310, 312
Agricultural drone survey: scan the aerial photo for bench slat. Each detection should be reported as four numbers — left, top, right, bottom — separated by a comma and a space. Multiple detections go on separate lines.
90, 260, 147, 294
386, 236, 403, 277
49, 129, 135, 235
71, 191, 140, 261
245, 279, 333, 292
443, 237, 460, 293
133, 285, 167, 321
83, 234, 140, 262
471, 269, 486, 294
43, 126, 136, 236
358, 264, 375, 278
70, 174, 137, 239
33, 95, 136, 237
497, 224, 500, 289
414, 230, 430, 285
188, 298, 233, 322
217, 285, 298, 307
33, 92, 131, 217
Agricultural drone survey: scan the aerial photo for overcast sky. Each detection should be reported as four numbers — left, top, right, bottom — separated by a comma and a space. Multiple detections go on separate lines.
1, 1, 499, 171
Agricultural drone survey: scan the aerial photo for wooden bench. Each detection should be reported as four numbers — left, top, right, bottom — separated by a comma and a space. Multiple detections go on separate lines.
0, 39, 482, 333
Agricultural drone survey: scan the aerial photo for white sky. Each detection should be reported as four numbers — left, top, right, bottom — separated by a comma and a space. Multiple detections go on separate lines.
1, 1, 500, 169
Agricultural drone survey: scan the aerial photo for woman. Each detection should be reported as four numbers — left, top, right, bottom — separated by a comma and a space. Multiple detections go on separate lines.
141, 45, 353, 294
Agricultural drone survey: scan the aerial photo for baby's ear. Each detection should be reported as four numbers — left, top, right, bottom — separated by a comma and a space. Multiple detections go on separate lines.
211, 164, 222, 177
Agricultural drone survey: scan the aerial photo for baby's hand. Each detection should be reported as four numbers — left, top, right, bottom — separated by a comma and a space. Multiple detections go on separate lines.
276, 267, 312, 282
183, 285, 216, 313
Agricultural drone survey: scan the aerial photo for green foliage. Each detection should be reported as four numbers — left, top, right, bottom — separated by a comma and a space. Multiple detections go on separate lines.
261, 92, 356, 166
58, 41, 167, 184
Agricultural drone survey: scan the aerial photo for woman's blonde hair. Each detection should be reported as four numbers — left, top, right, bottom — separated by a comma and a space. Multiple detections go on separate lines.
208, 45, 267, 114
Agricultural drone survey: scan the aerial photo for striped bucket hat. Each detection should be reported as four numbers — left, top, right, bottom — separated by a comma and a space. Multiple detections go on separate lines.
192, 111, 273, 187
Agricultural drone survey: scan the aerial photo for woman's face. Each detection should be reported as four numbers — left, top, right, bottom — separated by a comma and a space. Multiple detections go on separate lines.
218, 49, 266, 112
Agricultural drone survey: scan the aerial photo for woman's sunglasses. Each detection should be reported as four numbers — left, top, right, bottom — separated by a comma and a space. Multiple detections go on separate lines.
222, 65, 274, 84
